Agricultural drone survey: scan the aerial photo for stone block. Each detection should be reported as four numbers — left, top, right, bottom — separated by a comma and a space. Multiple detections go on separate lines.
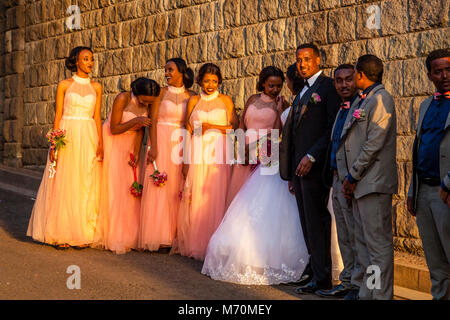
284, 17, 296, 51
200, 2, 215, 32
240, 0, 258, 25
30, 125, 46, 148
245, 24, 267, 55
144, 16, 155, 43
381, 0, 409, 36
7, 97, 23, 120
320, 44, 339, 68
154, 13, 168, 41
47, 102, 55, 124
36, 102, 48, 125
168, 10, 181, 38
396, 135, 414, 162
296, 12, 327, 45
11, 28, 24, 51
106, 24, 122, 49
206, 32, 219, 61
24, 103, 37, 126
119, 75, 131, 92
402, 58, 434, 96
387, 33, 420, 60
102, 5, 118, 25
141, 43, 158, 71
214, 0, 225, 30
409, 0, 449, 31
185, 35, 208, 64
22, 126, 31, 148
418, 29, 450, 56
11, 50, 24, 73
130, 19, 146, 46
218, 59, 238, 80
117, 2, 138, 21
181, 6, 200, 35
290, 0, 308, 14
383, 60, 404, 97
132, 46, 141, 73
309, 0, 341, 11
258, 0, 278, 21
327, 6, 356, 43
278, 0, 290, 18
121, 21, 131, 47
101, 49, 133, 76
223, 0, 240, 27
221, 78, 244, 110
91, 27, 106, 50
238, 56, 262, 77
266, 19, 285, 52
366, 37, 389, 61
157, 41, 166, 68
219, 28, 245, 59
393, 200, 420, 239
395, 97, 413, 135
337, 40, 367, 65
272, 51, 292, 72
3, 142, 22, 160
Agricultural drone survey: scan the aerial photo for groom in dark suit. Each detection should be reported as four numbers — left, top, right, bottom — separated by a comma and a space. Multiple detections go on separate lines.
280, 43, 340, 294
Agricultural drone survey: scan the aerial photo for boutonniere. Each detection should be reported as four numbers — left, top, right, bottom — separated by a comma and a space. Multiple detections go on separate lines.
310, 93, 321, 104
353, 108, 366, 120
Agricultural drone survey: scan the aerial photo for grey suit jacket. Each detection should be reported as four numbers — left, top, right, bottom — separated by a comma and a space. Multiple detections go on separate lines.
407, 97, 450, 209
331, 96, 361, 182
343, 84, 398, 199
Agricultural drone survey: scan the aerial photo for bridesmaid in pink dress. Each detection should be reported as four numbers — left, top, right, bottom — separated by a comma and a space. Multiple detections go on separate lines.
225, 67, 290, 208
139, 58, 195, 252
27, 47, 103, 249
93, 78, 160, 254
173, 63, 239, 260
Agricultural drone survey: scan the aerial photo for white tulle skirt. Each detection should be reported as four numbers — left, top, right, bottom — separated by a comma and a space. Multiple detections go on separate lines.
201, 165, 309, 285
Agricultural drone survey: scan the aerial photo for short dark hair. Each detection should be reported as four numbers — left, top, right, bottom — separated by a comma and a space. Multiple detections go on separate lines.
286, 63, 303, 95
256, 66, 285, 92
296, 43, 320, 57
334, 63, 355, 77
197, 63, 222, 86
166, 57, 194, 88
426, 49, 450, 72
355, 55, 383, 83
65, 46, 93, 72
131, 77, 160, 97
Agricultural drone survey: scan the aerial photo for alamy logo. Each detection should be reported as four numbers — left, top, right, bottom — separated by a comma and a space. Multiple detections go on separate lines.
366, 5, 381, 30
66, 5, 81, 31
366, 265, 381, 290
66, 265, 81, 289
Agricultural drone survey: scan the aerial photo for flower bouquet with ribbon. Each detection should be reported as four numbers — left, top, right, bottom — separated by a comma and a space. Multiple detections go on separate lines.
46, 128, 67, 179
250, 135, 273, 172
128, 153, 143, 197
150, 161, 168, 187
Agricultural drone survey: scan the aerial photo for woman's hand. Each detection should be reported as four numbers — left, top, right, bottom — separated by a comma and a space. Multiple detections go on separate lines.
147, 147, 157, 164
96, 144, 104, 162
131, 117, 152, 131
49, 146, 56, 162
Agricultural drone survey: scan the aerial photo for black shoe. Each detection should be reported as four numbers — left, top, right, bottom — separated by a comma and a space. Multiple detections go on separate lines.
294, 279, 332, 295
158, 247, 171, 254
343, 288, 360, 300
291, 273, 312, 286
316, 284, 351, 298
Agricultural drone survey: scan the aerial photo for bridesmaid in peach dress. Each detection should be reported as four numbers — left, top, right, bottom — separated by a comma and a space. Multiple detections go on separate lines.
27, 47, 103, 249
92, 78, 160, 254
139, 58, 195, 252
173, 63, 239, 260
225, 67, 290, 208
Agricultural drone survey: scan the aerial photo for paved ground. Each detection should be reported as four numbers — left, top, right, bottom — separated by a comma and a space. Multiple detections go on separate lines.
0, 188, 330, 300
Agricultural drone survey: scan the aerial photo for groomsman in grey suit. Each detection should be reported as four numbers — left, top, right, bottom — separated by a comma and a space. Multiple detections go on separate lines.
316, 64, 363, 300
407, 48, 450, 300
341, 55, 397, 300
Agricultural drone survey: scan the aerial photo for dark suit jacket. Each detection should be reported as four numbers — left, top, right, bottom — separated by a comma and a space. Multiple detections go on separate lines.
280, 74, 340, 181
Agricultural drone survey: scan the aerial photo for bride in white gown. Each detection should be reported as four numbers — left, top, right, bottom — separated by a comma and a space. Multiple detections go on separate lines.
201, 75, 343, 285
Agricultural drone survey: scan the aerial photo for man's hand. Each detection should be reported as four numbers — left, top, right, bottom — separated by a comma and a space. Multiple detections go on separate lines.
407, 196, 416, 216
147, 147, 157, 164
341, 177, 356, 200
288, 181, 295, 195
295, 155, 313, 177
439, 187, 450, 209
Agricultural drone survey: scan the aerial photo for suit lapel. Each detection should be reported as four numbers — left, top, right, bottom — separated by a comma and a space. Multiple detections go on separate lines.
294, 75, 326, 130
417, 97, 433, 137
339, 96, 361, 140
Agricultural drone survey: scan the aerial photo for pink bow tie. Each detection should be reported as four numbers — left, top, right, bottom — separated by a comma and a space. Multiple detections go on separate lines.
433, 91, 450, 100
340, 101, 350, 110
359, 92, 367, 100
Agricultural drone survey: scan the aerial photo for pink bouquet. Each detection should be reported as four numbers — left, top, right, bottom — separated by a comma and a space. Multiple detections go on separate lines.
150, 161, 168, 187
46, 129, 67, 179
128, 153, 143, 197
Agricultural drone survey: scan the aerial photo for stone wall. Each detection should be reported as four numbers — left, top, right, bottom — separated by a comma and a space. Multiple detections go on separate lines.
0, 0, 449, 255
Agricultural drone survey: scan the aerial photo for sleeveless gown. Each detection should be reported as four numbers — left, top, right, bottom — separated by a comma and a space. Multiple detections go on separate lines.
201, 104, 310, 285
27, 75, 101, 246
92, 94, 145, 254
172, 91, 232, 261
139, 86, 190, 251
225, 93, 279, 208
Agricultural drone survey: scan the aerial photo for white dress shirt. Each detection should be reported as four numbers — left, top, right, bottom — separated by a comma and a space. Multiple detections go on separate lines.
297, 70, 322, 99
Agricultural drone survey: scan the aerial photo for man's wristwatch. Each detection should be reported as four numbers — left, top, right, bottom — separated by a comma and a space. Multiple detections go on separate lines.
306, 154, 316, 163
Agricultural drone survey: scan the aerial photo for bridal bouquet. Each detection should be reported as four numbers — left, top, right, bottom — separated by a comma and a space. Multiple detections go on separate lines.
46, 129, 67, 179
150, 161, 168, 187
250, 135, 273, 172
128, 153, 143, 197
